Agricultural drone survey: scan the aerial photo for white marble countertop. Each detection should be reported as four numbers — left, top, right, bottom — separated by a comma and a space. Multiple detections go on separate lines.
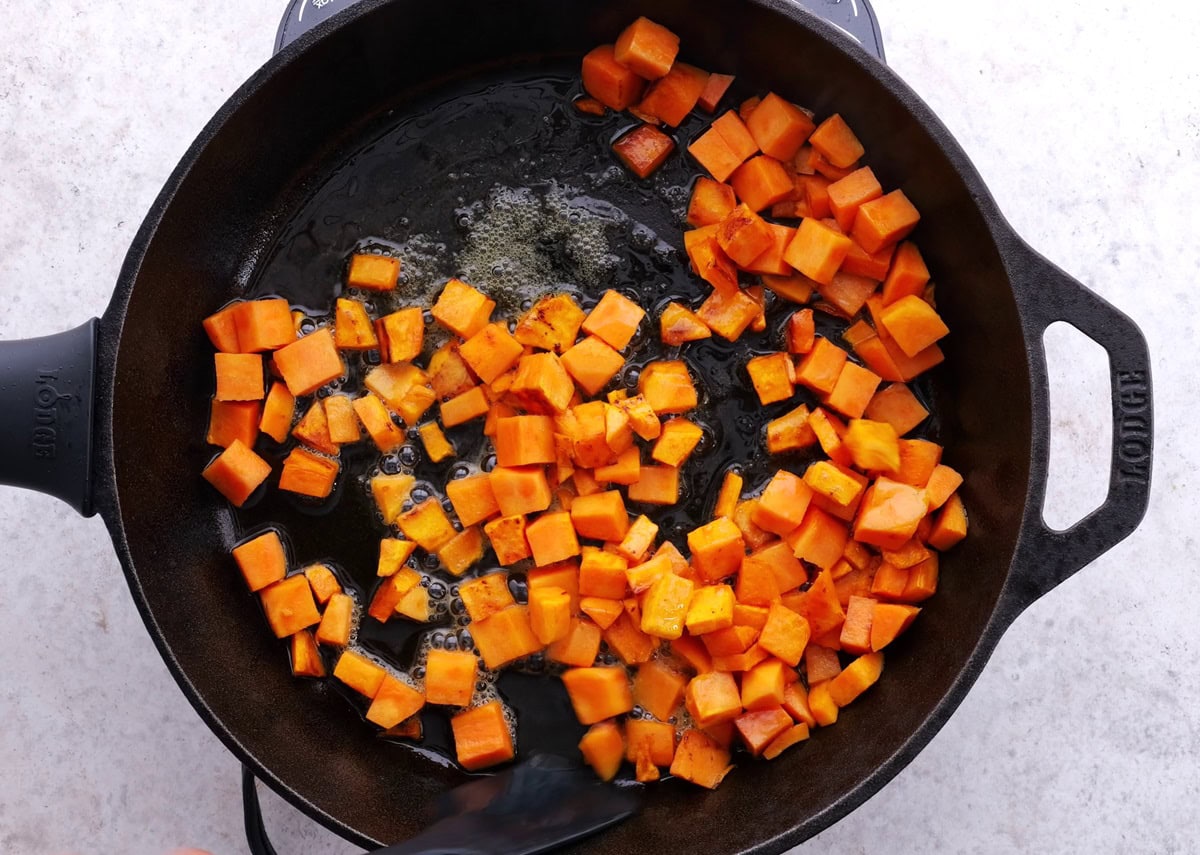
0, 1, 1193, 853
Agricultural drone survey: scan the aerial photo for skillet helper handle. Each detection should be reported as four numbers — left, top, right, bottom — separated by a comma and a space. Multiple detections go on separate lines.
0, 319, 98, 517
1009, 244, 1152, 605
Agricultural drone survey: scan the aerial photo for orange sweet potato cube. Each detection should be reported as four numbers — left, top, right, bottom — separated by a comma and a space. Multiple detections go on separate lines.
214, 353, 264, 402
315, 592, 354, 647
651, 418, 703, 467
489, 466, 553, 517
616, 514, 659, 564
845, 418, 901, 472
292, 399, 337, 455
687, 177, 738, 227
333, 650, 387, 698
582, 290, 647, 351
367, 568, 420, 622
526, 511, 581, 567
579, 547, 630, 598
686, 584, 735, 635
758, 602, 812, 666
545, 617, 602, 667
258, 381, 295, 443
685, 671, 742, 728
716, 203, 775, 268
459, 573, 516, 623
582, 44, 645, 111
277, 448, 339, 499
730, 155, 795, 213
289, 629, 325, 678
561, 335, 625, 397
484, 514, 532, 565
735, 707, 794, 756
670, 729, 733, 789
808, 113, 864, 169
333, 297, 379, 351
323, 395, 360, 445
471, 605, 543, 669
457, 323, 522, 385
203, 303, 242, 352
376, 307, 425, 363
803, 459, 866, 508
639, 360, 697, 415
511, 352, 576, 414
570, 491, 630, 543
562, 667, 635, 725
741, 658, 788, 710
259, 575, 321, 638
438, 526, 484, 576
766, 404, 817, 455
783, 218, 853, 286
613, 16, 680, 79
425, 648, 478, 707
688, 125, 745, 183
746, 353, 796, 406
613, 124, 676, 178
579, 720, 626, 782
231, 298, 296, 353
684, 226, 739, 296
432, 278, 495, 339
745, 92, 815, 161
640, 572, 694, 640
347, 253, 400, 291
928, 492, 968, 551
304, 563, 343, 602
853, 190, 921, 254
633, 660, 689, 721
513, 293, 585, 354
687, 517, 746, 582
660, 301, 713, 346
397, 498, 458, 551
636, 62, 709, 128
626, 464, 680, 506
417, 421, 454, 462
370, 472, 415, 524
273, 328, 344, 396
787, 505, 850, 570
445, 474, 501, 527
825, 362, 883, 420
696, 287, 761, 342
853, 478, 928, 550
451, 700, 515, 770
232, 530, 287, 592
751, 470, 814, 535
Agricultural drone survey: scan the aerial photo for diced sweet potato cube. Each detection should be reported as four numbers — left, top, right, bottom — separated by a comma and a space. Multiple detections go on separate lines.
741, 658, 788, 711
865, 382, 929, 437
713, 470, 744, 520
562, 666, 635, 725
745, 92, 815, 161
377, 536, 416, 579
827, 166, 883, 232
870, 603, 921, 651
493, 415, 555, 469
581, 46, 642, 113
526, 511, 581, 567
828, 651, 884, 707
347, 254, 400, 291
763, 272, 816, 305
602, 611, 656, 665
273, 328, 344, 396
687, 517, 746, 582
416, 421, 453, 463
560, 335, 625, 397
784, 218, 853, 286
484, 514, 532, 565
716, 203, 774, 267
751, 470, 813, 535
808, 114, 864, 169
397, 498, 457, 551
697, 286, 761, 342
612, 124, 676, 178
292, 399, 336, 455
570, 490, 630, 543
795, 337, 848, 395
684, 226, 739, 296
529, 585, 573, 645
649, 418, 702, 468
438, 526, 484, 576
458, 574, 515, 624
878, 294, 949, 358
735, 549, 781, 606
457, 323, 521, 385
369, 472, 415, 525
640, 572, 693, 639
513, 293, 585, 354
735, 707, 793, 756
289, 629, 325, 678
214, 352, 264, 402
546, 617, 603, 666
626, 718, 676, 769
838, 594, 877, 655
638, 360, 697, 414
471, 605, 542, 669
616, 514, 659, 564
613, 16, 679, 77
881, 241, 931, 306
227, 298, 295, 353
685, 671, 742, 728
745, 352, 795, 406
928, 492, 968, 551
854, 478, 928, 550
367, 568, 420, 622
278, 447, 339, 499
579, 721, 625, 782
232, 530, 287, 593
687, 177, 738, 227
315, 592, 354, 647
489, 466, 552, 518
627, 464, 679, 505
350, 394, 402, 452
853, 190, 921, 254
579, 547, 629, 599
439, 385, 488, 428
636, 62, 709, 127
730, 155, 795, 213
766, 404, 817, 455
845, 418, 900, 472
688, 125, 745, 184
633, 660, 688, 721
511, 352, 575, 414
660, 301, 713, 345
333, 297, 379, 352
686, 584, 735, 635
441, 475, 497, 529
579, 597, 624, 630
258, 382, 295, 443
756, 602, 812, 666
259, 575, 321, 638
375, 307, 424, 363
207, 399, 261, 450
425, 648, 478, 707
203, 303, 242, 352
320, 395, 358, 445
451, 700, 514, 770
431, 278, 495, 339
786, 505, 849, 570
670, 729, 733, 789
303, 563, 342, 604
333, 650, 387, 698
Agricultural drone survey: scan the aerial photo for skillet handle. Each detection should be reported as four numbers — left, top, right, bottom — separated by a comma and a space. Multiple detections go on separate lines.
0, 319, 99, 517
1007, 243, 1152, 607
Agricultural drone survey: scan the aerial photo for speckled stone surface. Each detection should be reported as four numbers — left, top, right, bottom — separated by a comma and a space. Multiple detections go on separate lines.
0, 1, 1193, 853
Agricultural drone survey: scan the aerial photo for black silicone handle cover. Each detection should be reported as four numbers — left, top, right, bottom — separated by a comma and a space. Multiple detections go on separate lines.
0, 319, 98, 516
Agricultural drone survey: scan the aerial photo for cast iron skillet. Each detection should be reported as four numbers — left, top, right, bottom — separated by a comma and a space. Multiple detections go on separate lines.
0, 0, 1153, 851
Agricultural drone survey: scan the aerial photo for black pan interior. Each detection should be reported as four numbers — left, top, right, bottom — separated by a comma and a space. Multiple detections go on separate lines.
105, 0, 1032, 850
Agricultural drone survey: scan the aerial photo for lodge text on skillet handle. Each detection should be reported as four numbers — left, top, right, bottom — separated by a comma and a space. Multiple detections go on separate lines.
1009, 244, 1152, 606
0, 320, 98, 516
